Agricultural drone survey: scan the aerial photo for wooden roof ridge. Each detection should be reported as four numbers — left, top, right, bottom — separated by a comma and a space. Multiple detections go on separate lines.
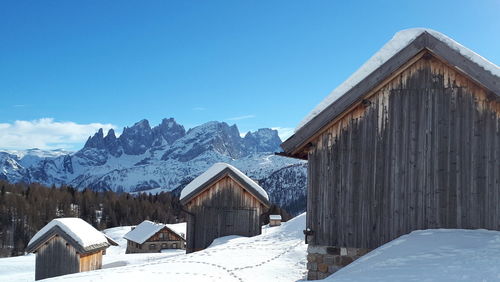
281, 31, 500, 158
26, 225, 110, 254
179, 166, 271, 207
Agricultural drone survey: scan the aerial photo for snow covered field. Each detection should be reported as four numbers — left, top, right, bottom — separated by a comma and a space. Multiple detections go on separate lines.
327, 229, 500, 282
0, 215, 307, 282
3, 215, 500, 281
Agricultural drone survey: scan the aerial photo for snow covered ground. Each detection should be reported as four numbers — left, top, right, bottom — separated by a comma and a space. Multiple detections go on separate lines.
0, 215, 307, 282
3, 215, 500, 281
0, 253, 35, 282
327, 229, 500, 282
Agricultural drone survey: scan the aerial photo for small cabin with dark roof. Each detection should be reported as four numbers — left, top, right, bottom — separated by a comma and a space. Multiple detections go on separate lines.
281, 29, 500, 280
26, 217, 117, 280
180, 162, 270, 253
124, 220, 186, 253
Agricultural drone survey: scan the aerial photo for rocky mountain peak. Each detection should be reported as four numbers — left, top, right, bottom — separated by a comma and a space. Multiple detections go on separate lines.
153, 118, 186, 146
161, 121, 282, 162
243, 128, 282, 153
82, 118, 282, 161
135, 119, 151, 128
118, 120, 153, 155
105, 128, 117, 140
83, 128, 106, 149
0, 117, 306, 214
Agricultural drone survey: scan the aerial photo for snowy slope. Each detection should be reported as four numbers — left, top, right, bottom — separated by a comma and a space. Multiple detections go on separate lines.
0, 151, 26, 182
50, 214, 307, 282
4, 216, 500, 281
326, 229, 500, 282
2, 149, 72, 168
0, 214, 307, 282
0, 254, 35, 281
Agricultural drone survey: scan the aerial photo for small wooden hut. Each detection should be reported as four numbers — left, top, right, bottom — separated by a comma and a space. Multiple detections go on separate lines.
180, 163, 270, 253
269, 215, 282, 227
26, 218, 117, 280
280, 29, 500, 280
124, 220, 186, 253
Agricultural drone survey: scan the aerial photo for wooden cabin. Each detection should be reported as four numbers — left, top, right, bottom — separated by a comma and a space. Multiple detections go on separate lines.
180, 162, 271, 253
26, 218, 117, 280
280, 29, 500, 280
269, 215, 282, 227
124, 220, 186, 253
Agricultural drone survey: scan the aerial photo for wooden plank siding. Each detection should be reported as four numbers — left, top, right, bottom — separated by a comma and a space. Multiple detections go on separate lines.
126, 227, 185, 253
185, 174, 267, 253
307, 54, 500, 249
35, 235, 80, 280
281, 32, 500, 157
79, 251, 103, 272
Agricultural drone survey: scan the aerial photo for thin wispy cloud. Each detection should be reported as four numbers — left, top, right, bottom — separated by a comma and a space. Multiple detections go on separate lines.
0, 118, 116, 150
12, 104, 28, 108
226, 114, 256, 121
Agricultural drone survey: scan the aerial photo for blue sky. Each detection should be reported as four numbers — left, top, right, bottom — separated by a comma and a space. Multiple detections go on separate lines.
1, 0, 499, 150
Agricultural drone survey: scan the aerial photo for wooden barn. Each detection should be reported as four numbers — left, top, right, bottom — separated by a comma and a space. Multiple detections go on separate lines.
280, 29, 500, 280
124, 220, 186, 253
180, 162, 270, 253
26, 217, 117, 280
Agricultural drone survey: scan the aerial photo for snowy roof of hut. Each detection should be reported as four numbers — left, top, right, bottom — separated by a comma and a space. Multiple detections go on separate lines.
281, 28, 500, 158
123, 220, 185, 244
180, 162, 270, 206
270, 215, 282, 221
26, 218, 111, 254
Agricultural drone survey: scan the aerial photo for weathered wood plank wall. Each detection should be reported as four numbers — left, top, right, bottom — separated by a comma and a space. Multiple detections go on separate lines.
308, 55, 500, 249
35, 236, 79, 280
79, 251, 102, 272
185, 175, 266, 252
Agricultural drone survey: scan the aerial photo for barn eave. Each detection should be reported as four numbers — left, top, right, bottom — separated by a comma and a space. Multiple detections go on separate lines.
281, 31, 500, 159
26, 225, 109, 254
180, 167, 271, 208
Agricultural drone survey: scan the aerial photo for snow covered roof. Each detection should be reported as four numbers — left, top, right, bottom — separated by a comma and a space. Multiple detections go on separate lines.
124, 220, 185, 244
269, 215, 282, 221
26, 218, 110, 254
281, 28, 500, 157
297, 28, 499, 131
103, 233, 119, 246
180, 162, 270, 206
166, 222, 186, 239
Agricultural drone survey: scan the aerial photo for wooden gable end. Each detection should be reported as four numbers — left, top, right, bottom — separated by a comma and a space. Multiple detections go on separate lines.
146, 226, 184, 242
185, 174, 267, 211
184, 173, 269, 252
282, 31, 500, 158
311, 52, 500, 151
306, 52, 500, 249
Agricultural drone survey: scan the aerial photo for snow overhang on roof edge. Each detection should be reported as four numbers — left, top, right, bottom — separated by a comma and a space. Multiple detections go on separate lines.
281, 28, 500, 157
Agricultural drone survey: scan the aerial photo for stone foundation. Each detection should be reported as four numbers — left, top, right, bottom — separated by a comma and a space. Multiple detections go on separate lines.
306, 245, 371, 280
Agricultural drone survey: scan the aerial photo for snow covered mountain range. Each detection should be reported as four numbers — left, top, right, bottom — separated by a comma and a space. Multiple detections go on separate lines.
0, 118, 306, 213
